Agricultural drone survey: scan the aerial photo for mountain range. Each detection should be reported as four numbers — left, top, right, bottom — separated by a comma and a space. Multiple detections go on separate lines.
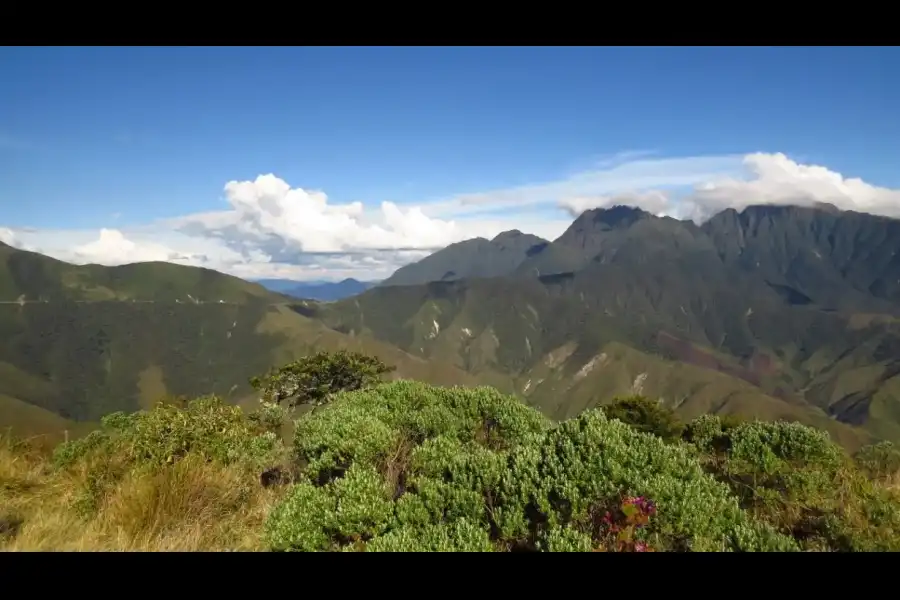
254, 278, 378, 301
4, 202, 900, 450
308, 203, 900, 448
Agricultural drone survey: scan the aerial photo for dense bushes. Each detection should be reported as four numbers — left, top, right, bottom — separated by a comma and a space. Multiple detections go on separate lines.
679, 414, 900, 551
262, 377, 900, 552
49, 396, 283, 519
6, 352, 900, 552
854, 441, 900, 480
53, 395, 281, 471
264, 381, 798, 551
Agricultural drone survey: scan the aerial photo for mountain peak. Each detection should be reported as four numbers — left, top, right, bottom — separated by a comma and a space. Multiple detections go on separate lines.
812, 201, 842, 214
491, 229, 525, 242
576, 205, 651, 230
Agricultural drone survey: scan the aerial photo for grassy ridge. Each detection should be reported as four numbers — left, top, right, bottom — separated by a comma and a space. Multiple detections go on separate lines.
0, 288, 511, 434
0, 239, 513, 434
0, 241, 275, 303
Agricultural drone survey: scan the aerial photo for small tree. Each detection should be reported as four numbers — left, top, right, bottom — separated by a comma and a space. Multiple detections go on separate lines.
250, 350, 395, 408
601, 395, 684, 442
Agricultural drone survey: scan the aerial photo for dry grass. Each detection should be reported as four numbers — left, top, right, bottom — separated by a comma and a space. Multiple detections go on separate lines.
0, 434, 287, 551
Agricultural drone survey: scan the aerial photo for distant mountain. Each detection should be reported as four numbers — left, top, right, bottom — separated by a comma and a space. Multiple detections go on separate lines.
0, 241, 279, 303
255, 278, 378, 301
254, 278, 324, 294
515, 205, 711, 277
701, 203, 900, 315
0, 244, 498, 432
11, 202, 900, 450
306, 203, 900, 448
379, 230, 549, 287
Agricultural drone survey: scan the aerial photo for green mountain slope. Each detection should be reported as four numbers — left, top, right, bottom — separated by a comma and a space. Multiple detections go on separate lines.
380, 230, 548, 287
0, 241, 279, 303
701, 204, 900, 314
309, 204, 900, 447
0, 243, 505, 434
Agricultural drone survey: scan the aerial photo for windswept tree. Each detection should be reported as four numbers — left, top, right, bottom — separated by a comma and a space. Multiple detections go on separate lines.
249, 350, 395, 408
601, 395, 684, 442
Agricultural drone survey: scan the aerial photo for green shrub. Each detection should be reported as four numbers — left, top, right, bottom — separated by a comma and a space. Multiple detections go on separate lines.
364, 519, 494, 552
265, 463, 394, 551
854, 441, 900, 480
542, 526, 594, 552
682, 414, 729, 453
36, 351, 900, 553
680, 417, 900, 551
248, 400, 289, 434
494, 409, 795, 551
291, 380, 549, 485
53, 395, 281, 470
726, 420, 844, 474
265, 381, 797, 552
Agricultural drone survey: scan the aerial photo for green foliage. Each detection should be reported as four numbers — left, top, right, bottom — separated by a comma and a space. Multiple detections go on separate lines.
543, 525, 594, 552
726, 420, 845, 474
9, 349, 900, 552
266, 463, 394, 551
48, 395, 283, 521
495, 409, 794, 551
680, 414, 900, 551
854, 441, 900, 480
52, 395, 280, 470
249, 350, 395, 408
290, 380, 548, 486
265, 380, 800, 552
601, 395, 684, 442
247, 400, 288, 433
364, 519, 494, 552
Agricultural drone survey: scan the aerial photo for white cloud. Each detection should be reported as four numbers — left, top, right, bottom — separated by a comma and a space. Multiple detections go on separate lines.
0, 227, 20, 247
4, 152, 899, 281
68, 229, 198, 266
421, 153, 744, 219
560, 190, 672, 219
563, 152, 900, 223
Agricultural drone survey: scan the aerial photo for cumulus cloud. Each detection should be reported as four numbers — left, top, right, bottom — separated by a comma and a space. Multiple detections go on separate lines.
562, 152, 900, 223
68, 229, 199, 266
212, 174, 475, 252
4, 152, 900, 281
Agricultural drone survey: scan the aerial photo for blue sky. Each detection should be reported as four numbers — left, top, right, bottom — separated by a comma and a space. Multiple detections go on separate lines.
1, 46, 899, 280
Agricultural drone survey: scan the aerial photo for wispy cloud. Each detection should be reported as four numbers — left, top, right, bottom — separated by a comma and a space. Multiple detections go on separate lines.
2, 151, 897, 281
420, 153, 745, 218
